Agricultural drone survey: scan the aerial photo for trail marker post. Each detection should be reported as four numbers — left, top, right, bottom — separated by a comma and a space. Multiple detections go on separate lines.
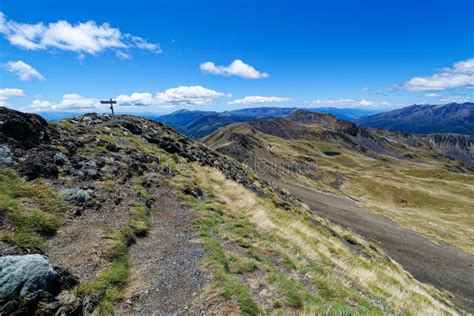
100, 98, 117, 116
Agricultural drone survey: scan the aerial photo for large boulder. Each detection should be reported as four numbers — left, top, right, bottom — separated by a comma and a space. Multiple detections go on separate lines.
0, 255, 56, 301
0, 255, 80, 315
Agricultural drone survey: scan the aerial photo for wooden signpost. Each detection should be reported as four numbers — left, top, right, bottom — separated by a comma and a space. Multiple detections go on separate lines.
100, 98, 117, 116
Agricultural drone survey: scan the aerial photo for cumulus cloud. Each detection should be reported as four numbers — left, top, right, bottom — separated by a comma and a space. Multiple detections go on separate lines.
29, 94, 100, 111
116, 92, 153, 106
155, 86, 230, 106
27, 86, 229, 111
228, 96, 292, 105
0, 12, 160, 58
200, 59, 268, 79
0, 88, 25, 107
5, 60, 44, 81
306, 98, 391, 108
401, 58, 474, 92
117, 86, 230, 107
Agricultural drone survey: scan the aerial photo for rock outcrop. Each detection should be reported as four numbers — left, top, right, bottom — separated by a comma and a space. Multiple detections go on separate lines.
0, 255, 79, 315
0, 107, 55, 149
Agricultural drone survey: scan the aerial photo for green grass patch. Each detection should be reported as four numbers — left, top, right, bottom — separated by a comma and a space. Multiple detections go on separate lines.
75, 200, 151, 313
97, 134, 115, 144
186, 196, 260, 315
127, 202, 151, 237
58, 120, 78, 132
0, 168, 65, 250
131, 178, 150, 199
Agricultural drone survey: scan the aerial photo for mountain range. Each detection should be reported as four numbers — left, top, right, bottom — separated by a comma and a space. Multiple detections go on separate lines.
358, 102, 474, 135
153, 103, 474, 139
152, 107, 380, 139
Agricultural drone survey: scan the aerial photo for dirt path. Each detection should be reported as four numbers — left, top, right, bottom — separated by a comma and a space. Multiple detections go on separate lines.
273, 179, 474, 313
117, 187, 209, 314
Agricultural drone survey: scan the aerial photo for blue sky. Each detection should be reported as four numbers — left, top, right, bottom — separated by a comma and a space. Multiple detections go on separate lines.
0, 0, 473, 114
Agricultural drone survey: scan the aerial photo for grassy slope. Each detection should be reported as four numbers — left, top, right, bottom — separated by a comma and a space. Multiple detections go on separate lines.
163, 155, 457, 315
207, 125, 474, 255
0, 168, 66, 251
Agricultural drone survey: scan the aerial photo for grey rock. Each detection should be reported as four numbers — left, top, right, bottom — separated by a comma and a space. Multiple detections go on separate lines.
53, 152, 68, 165
60, 188, 91, 204
83, 160, 97, 169
0, 255, 56, 302
183, 187, 203, 199
0, 145, 13, 167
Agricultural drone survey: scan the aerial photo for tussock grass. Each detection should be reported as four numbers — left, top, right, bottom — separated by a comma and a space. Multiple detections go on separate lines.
57, 120, 78, 132
0, 168, 65, 250
127, 202, 151, 237
226, 130, 474, 255
183, 164, 458, 315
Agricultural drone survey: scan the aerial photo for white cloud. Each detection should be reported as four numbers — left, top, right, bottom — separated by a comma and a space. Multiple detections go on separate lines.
5, 60, 45, 81
29, 94, 100, 111
228, 96, 292, 105
116, 92, 153, 106
25, 86, 229, 111
306, 98, 391, 108
0, 88, 25, 107
0, 88, 25, 98
401, 58, 474, 92
425, 93, 441, 97
200, 59, 268, 79
125, 34, 161, 53
117, 86, 230, 107
155, 86, 230, 106
115, 50, 132, 60
0, 12, 160, 58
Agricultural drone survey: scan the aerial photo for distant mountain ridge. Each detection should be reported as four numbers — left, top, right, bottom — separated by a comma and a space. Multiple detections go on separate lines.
153, 107, 380, 139
153, 107, 296, 139
205, 109, 473, 169
358, 102, 474, 135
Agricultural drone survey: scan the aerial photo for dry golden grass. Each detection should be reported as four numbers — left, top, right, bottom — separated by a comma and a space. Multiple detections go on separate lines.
234, 130, 474, 255
191, 165, 458, 315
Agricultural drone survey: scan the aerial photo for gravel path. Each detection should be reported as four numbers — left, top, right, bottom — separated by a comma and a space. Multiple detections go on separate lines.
273, 179, 474, 313
117, 187, 209, 315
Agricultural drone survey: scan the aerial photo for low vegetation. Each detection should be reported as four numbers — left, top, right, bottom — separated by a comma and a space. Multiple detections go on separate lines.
74, 197, 151, 314
166, 160, 457, 314
0, 168, 65, 251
